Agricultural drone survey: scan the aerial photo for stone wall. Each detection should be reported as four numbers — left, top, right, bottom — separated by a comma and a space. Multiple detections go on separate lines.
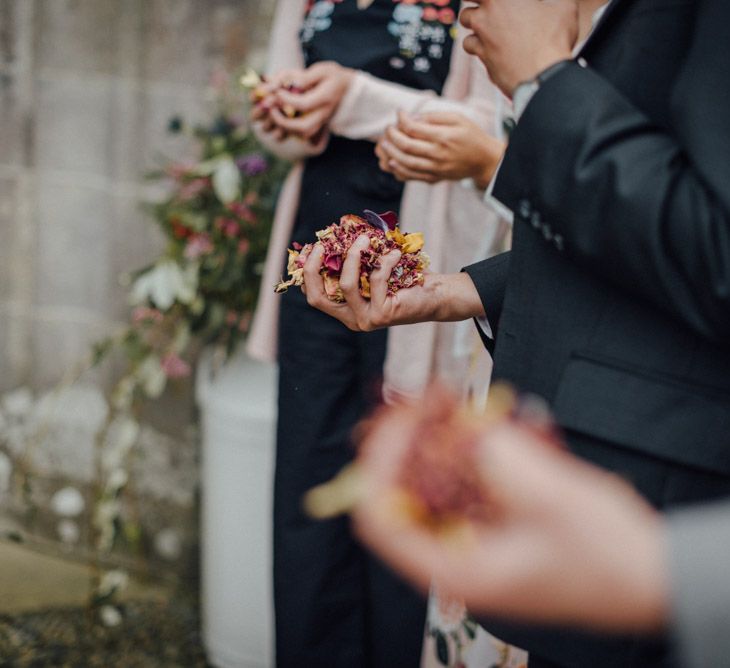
0, 0, 274, 390
0, 0, 276, 579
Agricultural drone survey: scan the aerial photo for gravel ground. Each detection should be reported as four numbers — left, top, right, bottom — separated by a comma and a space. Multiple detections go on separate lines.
0, 600, 210, 667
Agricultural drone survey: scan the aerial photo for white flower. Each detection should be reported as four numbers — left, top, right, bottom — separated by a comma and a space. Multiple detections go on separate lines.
111, 375, 135, 411
105, 468, 129, 493
98, 569, 129, 597
100, 605, 123, 627
212, 156, 241, 204
57, 519, 80, 544
114, 415, 139, 451
137, 356, 167, 398
51, 486, 85, 517
94, 498, 121, 551
102, 416, 138, 473
130, 260, 198, 311
94, 498, 121, 527
154, 527, 182, 561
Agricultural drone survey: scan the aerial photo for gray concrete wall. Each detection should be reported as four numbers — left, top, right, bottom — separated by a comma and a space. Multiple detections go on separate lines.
0, 0, 274, 390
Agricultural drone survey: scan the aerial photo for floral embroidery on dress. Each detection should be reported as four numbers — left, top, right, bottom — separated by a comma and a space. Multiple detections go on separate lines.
388, 0, 458, 73
301, 0, 344, 43
423, 589, 528, 668
301, 0, 458, 75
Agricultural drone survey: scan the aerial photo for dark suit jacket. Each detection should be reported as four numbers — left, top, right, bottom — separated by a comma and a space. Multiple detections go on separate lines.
464, 0, 730, 665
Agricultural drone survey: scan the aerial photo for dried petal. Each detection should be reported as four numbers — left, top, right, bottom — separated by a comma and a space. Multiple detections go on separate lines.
401, 232, 424, 253
274, 210, 427, 302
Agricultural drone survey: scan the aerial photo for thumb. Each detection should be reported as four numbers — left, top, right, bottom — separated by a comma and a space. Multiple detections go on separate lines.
369, 247, 402, 304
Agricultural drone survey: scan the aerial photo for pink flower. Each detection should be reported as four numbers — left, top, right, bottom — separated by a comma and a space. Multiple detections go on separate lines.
132, 306, 164, 324
184, 233, 214, 259
166, 161, 196, 180
160, 353, 191, 379
238, 312, 252, 332
214, 216, 240, 237
226, 201, 257, 224
225, 221, 240, 238
177, 178, 209, 202
237, 239, 250, 255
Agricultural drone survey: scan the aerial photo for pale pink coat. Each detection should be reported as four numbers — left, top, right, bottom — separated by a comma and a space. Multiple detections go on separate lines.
247, 0, 511, 401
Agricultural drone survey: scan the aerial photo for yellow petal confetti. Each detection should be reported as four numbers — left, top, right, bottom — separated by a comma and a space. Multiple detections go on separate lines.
239, 68, 262, 89
401, 232, 424, 254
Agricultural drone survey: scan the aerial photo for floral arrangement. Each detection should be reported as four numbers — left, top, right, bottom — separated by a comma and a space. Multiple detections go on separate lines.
275, 210, 428, 301
101, 71, 288, 385
76, 69, 287, 615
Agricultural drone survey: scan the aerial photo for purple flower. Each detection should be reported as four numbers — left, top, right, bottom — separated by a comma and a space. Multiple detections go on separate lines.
236, 153, 269, 176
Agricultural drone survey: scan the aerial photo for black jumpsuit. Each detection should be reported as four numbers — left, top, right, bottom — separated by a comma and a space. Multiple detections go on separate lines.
275, 1, 459, 665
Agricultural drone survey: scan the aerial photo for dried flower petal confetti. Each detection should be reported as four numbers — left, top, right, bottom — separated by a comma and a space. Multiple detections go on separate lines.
304, 383, 563, 533
274, 211, 429, 301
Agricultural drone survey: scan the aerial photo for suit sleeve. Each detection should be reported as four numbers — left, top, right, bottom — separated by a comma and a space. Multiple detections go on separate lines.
667, 500, 730, 668
492, 3, 730, 342
462, 251, 510, 354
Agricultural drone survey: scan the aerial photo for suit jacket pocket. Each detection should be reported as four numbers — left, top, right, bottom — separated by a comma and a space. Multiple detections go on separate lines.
553, 356, 730, 475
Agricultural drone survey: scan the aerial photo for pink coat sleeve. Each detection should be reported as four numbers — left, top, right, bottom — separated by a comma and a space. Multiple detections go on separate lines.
329, 23, 500, 141
252, 0, 329, 163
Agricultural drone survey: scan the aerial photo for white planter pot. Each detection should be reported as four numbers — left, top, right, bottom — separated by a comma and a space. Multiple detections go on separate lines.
196, 350, 277, 668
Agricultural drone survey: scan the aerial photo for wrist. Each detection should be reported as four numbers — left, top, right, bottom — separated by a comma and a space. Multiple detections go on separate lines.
473, 142, 504, 190
431, 273, 484, 322
628, 515, 671, 633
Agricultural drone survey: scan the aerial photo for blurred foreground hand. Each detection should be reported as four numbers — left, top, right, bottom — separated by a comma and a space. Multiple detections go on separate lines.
351, 399, 670, 634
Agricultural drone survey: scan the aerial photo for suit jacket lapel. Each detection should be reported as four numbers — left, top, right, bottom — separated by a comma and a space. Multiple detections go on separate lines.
578, 0, 632, 58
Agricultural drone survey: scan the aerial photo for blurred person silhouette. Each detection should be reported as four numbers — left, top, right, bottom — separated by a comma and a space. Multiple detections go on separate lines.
245, 1, 508, 665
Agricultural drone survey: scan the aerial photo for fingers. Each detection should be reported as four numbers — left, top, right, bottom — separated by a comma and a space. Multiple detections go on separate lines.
375, 141, 394, 174
266, 68, 306, 90
385, 124, 434, 160
389, 161, 439, 184
369, 248, 401, 306
291, 62, 329, 90
276, 85, 329, 115
413, 111, 463, 127
396, 111, 444, 142
380, 137, 435, 173
358, 404, 416, 485
338, 235, 371, 313
270, 106, 329, 140
477, 422, 594, 518
302, 243, 327, 305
